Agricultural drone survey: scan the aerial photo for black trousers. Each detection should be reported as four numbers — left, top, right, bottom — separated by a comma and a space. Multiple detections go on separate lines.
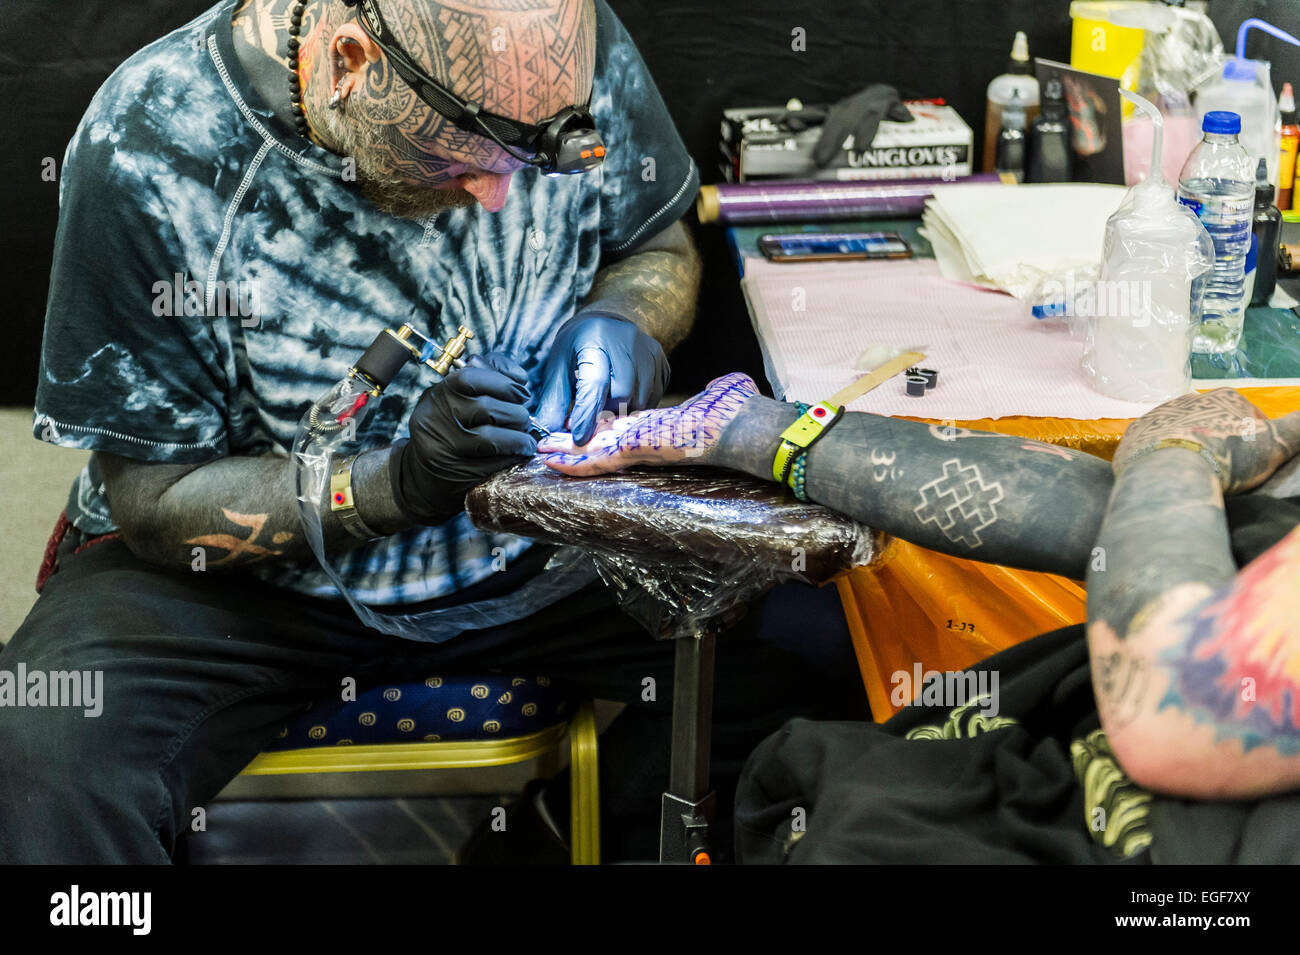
0, 529, 866, 863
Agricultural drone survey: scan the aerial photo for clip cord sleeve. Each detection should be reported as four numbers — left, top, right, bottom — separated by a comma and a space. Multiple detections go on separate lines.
293, 375, 597, 643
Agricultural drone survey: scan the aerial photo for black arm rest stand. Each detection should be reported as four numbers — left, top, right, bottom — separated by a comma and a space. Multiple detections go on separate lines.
467, 460, 880, 863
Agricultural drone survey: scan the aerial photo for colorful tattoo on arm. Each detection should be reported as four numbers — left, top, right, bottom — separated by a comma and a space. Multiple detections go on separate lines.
1157, 525, 1300, 756
1087, 441, 1300, 793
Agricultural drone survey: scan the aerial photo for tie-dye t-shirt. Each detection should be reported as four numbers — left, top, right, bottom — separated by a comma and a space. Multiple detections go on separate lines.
33, 0, 698, 607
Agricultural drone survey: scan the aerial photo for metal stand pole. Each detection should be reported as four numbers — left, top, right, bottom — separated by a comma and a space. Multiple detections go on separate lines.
658, 630, 716, 864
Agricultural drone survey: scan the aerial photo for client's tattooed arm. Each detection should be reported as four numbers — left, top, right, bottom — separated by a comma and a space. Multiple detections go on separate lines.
96, 447, 414, 571
578, 221, 702, 352
540, 373, 1115, 578
1086, 391, 1300, 798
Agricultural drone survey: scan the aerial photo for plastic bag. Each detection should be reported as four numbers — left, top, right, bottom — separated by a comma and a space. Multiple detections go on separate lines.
1120, 3, 1222, 184
1083, 90, 1214, 402
466, 459, 881, 640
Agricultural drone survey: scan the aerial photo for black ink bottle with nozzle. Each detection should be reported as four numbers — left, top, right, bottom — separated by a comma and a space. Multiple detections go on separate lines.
1027, 75, 1071, 183
1251, 157, 1282, 306
995, 89, 1027, 181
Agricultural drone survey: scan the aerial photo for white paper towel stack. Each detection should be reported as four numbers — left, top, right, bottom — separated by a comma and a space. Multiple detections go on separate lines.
921, 182, 1129, 299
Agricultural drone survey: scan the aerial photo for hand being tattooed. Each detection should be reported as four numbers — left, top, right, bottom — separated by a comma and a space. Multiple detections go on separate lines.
538, 373, 758, 475
1113, 389, 1300, 494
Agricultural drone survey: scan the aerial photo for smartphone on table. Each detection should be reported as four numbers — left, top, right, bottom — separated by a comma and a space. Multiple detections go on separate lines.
758, 231, 912, 263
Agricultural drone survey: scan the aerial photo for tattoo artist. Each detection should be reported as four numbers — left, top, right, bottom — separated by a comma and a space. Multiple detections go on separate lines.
9, 0, 869, 865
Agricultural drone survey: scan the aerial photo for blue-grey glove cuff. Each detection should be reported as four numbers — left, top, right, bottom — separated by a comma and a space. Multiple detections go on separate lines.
569, 307, 641, 330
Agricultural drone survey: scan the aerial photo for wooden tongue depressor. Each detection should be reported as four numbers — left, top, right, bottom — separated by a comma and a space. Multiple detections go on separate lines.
828, 350, 926, 407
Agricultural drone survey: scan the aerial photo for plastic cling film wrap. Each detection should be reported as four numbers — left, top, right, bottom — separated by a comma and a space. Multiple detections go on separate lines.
293, 376, 597, 643
466, 459, 881, 640
695, 173, 1008, 225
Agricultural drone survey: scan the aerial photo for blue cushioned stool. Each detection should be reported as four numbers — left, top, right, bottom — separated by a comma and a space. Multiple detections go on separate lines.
241, 672, 599, 864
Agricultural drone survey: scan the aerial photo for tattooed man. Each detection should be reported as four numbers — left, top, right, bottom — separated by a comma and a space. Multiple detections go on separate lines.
7, 2, 868, 865
540, 376, 1300, 862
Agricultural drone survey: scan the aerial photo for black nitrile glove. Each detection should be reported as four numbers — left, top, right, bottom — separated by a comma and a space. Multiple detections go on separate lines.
535, 314, 670, 446
812, 83, 914, 167
778, 103, 828, 132
390, 351, 537, 525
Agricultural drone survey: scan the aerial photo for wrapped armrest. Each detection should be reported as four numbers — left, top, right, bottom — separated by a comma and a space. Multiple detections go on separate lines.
467, 460, 881, 638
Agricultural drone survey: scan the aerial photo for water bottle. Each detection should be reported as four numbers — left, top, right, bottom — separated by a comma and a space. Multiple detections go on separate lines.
1177, 111, 1255, 353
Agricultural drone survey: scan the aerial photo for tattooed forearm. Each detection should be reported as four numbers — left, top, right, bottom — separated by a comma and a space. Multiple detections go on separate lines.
1081, 452, 1231, 750
709, 395, 1115, 577
96, 447, 414, 571
580, 222, 702, 352
1085, 448, 1300, 795
542, 375, 1114, 575
1086, 451, 1237, 639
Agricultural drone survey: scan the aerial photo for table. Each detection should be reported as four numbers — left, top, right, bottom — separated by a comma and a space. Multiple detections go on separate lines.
729, 218, 1300, 721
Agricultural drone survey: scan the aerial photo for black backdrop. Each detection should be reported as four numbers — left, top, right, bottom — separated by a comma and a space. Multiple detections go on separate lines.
4, 0, 1298, 405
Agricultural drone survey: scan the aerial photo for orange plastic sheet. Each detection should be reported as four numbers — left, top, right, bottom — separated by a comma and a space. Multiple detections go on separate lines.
841, 385, 1300, 721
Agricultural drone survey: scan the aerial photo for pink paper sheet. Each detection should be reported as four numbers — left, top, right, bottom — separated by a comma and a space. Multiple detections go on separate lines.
741, 258, 1161, 420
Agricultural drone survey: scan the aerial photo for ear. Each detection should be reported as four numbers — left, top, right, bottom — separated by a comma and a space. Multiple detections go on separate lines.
330, 22, 381, 96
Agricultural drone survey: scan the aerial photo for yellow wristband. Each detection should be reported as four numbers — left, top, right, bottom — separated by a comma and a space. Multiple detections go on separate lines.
772, 401, 843, 484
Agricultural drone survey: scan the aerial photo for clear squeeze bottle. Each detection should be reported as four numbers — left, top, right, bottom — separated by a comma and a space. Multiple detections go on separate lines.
1088, 89, 1214, 401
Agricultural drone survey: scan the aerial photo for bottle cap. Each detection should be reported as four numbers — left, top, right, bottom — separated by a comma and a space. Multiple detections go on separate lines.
1202, 110, 1242, 135
1010, 31, 1030, 64
1282, 82, 1296, 115
1222, 58, 1256, 82
1255, 157, 1274, 204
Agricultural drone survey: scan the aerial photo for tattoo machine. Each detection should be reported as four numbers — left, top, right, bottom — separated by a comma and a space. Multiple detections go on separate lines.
291, 325, 591, 644
312, 320, 551, 441
338, 323, 549, 439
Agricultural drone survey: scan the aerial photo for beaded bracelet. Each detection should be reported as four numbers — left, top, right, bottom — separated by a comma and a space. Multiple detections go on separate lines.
790, 402, 812, 500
